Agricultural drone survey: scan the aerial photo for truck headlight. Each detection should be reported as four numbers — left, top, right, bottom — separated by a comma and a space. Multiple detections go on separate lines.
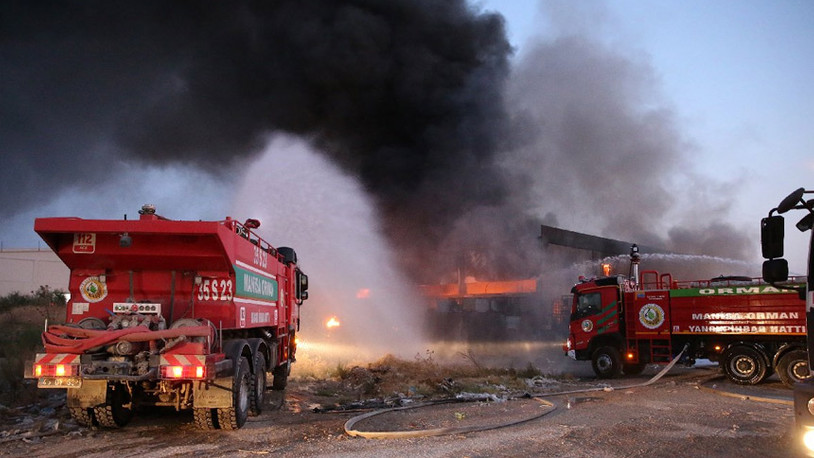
803, 426, 814, 453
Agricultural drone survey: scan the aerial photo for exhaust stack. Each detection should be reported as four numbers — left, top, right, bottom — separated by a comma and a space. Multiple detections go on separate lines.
630, 244, 641, 289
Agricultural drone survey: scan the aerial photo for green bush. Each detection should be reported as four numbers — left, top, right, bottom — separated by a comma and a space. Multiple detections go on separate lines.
0, 291, 29, 312
0, 285, 66, 314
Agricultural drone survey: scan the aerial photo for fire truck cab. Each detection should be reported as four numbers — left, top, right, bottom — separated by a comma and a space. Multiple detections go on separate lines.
565, 245, 808, 386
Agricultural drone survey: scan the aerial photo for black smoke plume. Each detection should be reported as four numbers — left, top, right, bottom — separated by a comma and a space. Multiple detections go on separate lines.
1, 0, 518, 281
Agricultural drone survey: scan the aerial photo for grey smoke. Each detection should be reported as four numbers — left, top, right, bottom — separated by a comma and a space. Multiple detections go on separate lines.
503, 32, 753, 262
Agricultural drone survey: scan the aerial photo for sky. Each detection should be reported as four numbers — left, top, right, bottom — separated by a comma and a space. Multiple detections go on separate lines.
480, 0, 814, 272
2, 0, 812, 275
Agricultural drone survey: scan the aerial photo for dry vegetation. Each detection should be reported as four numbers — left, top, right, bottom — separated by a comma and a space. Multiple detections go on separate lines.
293, 350, 558, 411
0, 287, 66, 407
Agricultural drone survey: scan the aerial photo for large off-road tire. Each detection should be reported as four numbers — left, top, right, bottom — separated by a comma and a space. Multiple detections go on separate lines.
217, 357, 251, 430
272, 362, 290, 391
723, 346, 768, 385
591, 346, 622, 379
249, 351, 267, 416
777, 349, 811, 388
193, 407, 219, 430
69, 407, 96, 427
93, 383, 133, 428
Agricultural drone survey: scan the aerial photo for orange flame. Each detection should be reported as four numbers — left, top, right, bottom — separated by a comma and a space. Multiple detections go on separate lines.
325, 316, 341, 329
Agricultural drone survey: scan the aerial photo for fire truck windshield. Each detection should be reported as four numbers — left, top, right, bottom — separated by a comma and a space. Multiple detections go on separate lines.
574, 292, 601, 318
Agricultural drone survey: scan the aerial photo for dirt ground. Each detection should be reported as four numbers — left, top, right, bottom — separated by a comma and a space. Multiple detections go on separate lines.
0, 362, 803, 458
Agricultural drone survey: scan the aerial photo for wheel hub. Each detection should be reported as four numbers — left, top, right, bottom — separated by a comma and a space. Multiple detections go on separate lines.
791, 361, 811, 380
597, 355, 612, 371
733, 356, 755, 376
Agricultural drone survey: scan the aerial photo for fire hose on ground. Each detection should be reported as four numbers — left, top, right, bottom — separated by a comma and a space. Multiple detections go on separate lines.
343, 344, 690, 439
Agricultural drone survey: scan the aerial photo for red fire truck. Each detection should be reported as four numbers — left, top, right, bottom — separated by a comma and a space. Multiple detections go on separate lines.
564, 245, 808, 387
25, 205, 308, 429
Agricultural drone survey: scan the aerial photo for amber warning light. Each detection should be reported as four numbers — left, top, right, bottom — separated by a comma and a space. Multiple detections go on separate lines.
161, 365, 205, 379
35, 363, 78, 377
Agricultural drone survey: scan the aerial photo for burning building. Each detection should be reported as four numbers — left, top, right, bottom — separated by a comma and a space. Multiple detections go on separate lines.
420, 224, 670, 342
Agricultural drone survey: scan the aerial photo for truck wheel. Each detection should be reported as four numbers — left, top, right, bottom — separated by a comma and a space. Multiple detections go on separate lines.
592, 346, 622, 379
272, 362, 290, 390
723, 346, 768, 385
217, 357, 250, 430
249, 351, 267, 416
93, 383, 133, 428
777, 350, 811, 388
623, 363, 646, 375
69, 407, 97, 427
193, 408, 219, 430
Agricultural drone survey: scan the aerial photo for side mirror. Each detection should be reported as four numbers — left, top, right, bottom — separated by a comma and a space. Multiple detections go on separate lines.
797, 213, 814, 232
762, 258, 789, 284
777, 187, 805, 214
760, 216, 784, 259
295, 270, 309, 304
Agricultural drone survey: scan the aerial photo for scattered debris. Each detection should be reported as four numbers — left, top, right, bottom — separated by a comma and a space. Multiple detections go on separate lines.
439, 378, 457, 392
525, 376, 560, 388
0, 392, 86, 444
455, 392, 503, 403
313, 396, 408, 413
0, 419, 79, 444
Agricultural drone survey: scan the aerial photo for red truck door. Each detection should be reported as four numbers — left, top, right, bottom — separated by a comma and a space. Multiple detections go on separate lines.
571, 286, 621, 350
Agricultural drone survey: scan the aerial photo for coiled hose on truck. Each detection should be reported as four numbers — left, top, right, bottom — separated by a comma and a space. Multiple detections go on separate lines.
42, 324, 213, 353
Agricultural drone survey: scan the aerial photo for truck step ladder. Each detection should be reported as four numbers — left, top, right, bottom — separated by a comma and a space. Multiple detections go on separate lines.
650, 339, 672, 363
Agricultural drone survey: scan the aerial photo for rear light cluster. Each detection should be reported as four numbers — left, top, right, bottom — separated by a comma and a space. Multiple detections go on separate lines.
34, 363, 78, 377
161, 365, 206, 380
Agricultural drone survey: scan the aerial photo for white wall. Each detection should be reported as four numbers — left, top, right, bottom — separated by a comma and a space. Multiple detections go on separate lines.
0, 249, 69, 296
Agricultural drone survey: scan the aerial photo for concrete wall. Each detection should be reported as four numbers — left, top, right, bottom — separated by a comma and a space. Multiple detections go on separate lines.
0, 249, 69, 296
